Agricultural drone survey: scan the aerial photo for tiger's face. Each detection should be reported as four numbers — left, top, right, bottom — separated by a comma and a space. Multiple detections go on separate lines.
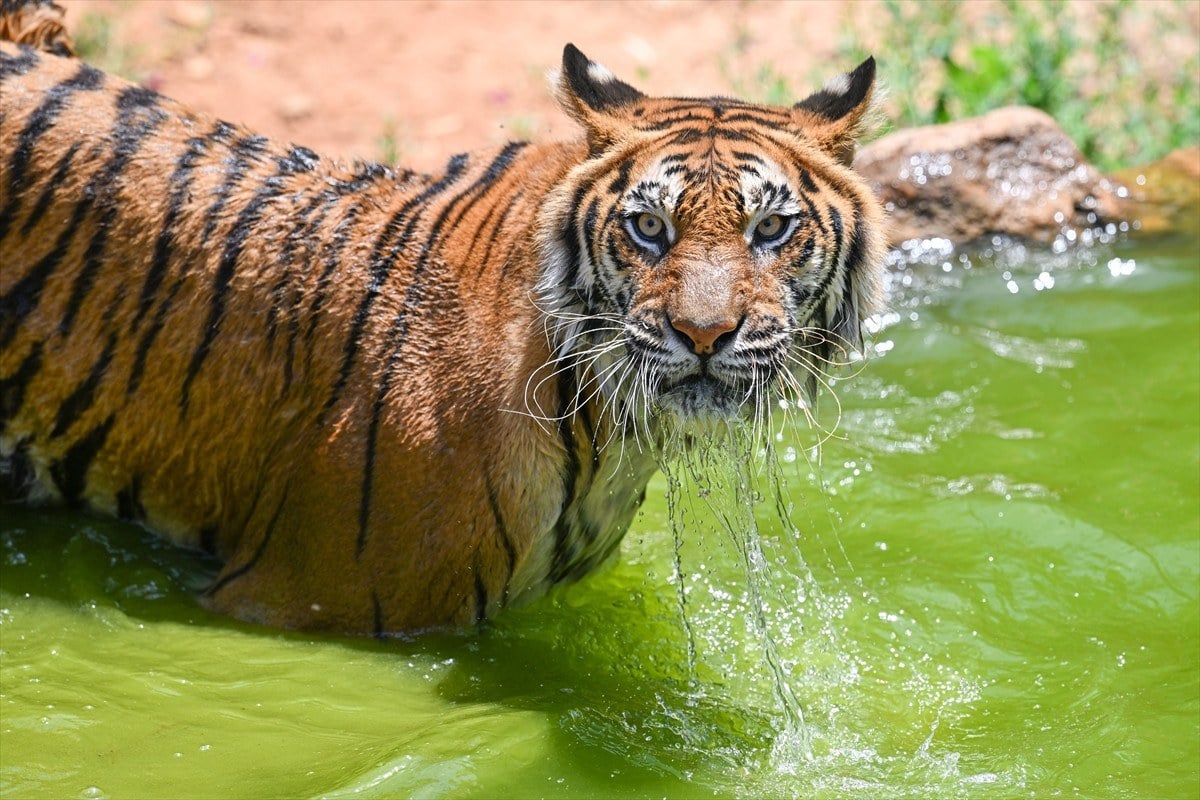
538, 46, 885, 440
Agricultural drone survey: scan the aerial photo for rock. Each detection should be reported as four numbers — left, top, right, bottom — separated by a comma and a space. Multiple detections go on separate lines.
854, 106, 1125, 247
1110, 146, 1200, 236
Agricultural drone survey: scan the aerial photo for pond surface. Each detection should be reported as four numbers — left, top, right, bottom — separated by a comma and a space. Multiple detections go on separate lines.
1, 222, 1197, 799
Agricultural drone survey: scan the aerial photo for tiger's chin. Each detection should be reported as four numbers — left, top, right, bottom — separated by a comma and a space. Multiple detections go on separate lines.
652, 374, 757, 433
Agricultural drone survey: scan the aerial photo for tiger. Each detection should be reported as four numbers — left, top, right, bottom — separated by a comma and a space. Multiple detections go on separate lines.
0, 2, 885, 635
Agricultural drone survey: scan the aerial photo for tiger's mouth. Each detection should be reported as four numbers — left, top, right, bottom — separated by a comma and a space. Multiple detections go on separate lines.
655, 373, 749, 420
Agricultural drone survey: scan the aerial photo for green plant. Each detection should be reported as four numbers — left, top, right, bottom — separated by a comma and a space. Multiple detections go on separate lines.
73, 10, 142, 82
720, 1, 1200, 170
815, 0, 1199, 170
376, 116, 400, 165
500, 114, 540, 142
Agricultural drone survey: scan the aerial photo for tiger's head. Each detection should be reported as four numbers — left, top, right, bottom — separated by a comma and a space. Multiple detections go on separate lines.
536, 45, 885, 444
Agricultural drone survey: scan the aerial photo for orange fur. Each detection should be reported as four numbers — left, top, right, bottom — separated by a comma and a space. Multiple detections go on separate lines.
0, 28, 885, 634
0, 0, 72, 57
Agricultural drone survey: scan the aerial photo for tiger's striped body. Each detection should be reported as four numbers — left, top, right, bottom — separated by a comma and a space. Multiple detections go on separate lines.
0, 25, 884, 634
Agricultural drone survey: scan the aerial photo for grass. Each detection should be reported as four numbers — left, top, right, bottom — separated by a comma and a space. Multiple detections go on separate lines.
73, 3, 214, 87
726, 0, 1198, 171
845, 0, 1199, 170
73, 10, 143, 82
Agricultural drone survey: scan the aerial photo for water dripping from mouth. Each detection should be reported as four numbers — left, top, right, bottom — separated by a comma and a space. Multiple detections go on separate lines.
660, 433, 814, 763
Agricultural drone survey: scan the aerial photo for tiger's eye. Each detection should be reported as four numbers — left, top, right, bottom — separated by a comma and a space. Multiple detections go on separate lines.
636, 213, 664, 239
756, 214, 784, 239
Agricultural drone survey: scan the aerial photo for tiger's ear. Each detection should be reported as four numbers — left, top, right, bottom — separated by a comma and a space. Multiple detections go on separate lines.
792, 57, 877, 166
554, 43, 645, 155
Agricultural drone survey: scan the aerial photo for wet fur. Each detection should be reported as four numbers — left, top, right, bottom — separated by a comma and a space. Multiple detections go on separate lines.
0, 9, 884, 634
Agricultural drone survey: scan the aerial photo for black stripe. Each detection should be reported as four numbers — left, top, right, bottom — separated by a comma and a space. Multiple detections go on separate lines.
560, 178, 596, 294
827, 205, 846, 265
59, 86, 166, 337
275, 194, 344, 390
548, 370, 582, 582
50, 333, 116, 438
266, 192, 329, 343
322, 153, 470, 419
372, 591, 385, 639
731, 151, 766, 165
807, 209, 862, 395
831, 216, 868, 336
794, 186, 830, 238
464, 190, 509, 275
711, 127, 757, 143
808, 204, 846, 310
479, 193, 521, 282
48, 413, 115, 507
484, 471, 517, 604
0, 44, 39, 80
716, 111, 789, 126
664, 127, 704, 146
19, 140, 80, 237
127, 274, 182, 397
179, 135, 276, 413
0, 63, 103, 243
0, 341, 43, 434
579, 397, 601, 471
302, 204, 362, 378
581, 198, 600, 253
671, 97, 790, 114
637, 112, 714, 131
0, 69, 111, 349
204, 487, 288, 596
797, 169, 819, 194
199, 525, 218, 556
607, 157, 634, 194
0, 436, 35, 502
356, 146, 525, 554
116, 475, 145, 522
196, 123, 244, 239
786, 237, 818, 307
556, 370, 581, 500
0, 190, 88, 350
132, 126, 226, 335
419, 142, 527, 261
279, 144, 319, 174
604, 236, 624, 275
474, 565, 489, 624
581, 199, 621, 312
127, 125, 234, 395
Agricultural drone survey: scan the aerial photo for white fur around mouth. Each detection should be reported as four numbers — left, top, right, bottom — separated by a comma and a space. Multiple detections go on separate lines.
655, 374, 745, 420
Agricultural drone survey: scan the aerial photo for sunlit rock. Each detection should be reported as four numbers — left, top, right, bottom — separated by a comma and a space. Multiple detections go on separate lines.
854, 106, 1125, 246
1111, 146, 1200, 237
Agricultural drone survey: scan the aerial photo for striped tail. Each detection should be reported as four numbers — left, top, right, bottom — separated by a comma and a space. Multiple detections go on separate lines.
0, 0, 74, 56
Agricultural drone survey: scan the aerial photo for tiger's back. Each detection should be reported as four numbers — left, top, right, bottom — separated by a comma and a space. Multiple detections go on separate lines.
1, 12, 886, 635
0, 40, 605, 630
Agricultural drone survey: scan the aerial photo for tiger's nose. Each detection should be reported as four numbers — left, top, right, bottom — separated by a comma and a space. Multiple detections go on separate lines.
668, 315, 741, 355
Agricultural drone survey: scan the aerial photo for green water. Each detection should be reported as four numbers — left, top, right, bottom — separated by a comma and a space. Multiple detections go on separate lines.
2, 225, 1198, 799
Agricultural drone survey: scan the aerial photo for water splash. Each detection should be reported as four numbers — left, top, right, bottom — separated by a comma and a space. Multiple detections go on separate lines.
647, 410, 1006, 797
661, 433, 814, 761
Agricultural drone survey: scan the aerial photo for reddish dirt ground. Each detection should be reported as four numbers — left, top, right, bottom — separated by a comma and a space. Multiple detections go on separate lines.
60, 1, 1200, 173
66, 0, 882, 169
